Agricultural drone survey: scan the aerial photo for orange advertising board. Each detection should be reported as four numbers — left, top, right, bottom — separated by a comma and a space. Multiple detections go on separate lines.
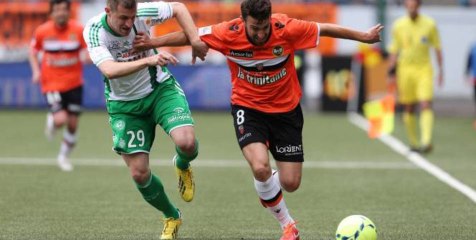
0, 2, 79, 48
152, 2, 337, 55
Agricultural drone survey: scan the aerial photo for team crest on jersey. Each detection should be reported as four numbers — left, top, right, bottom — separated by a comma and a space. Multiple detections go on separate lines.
238, 125, 244, 135
273, 46, 284, 56
145, 17, 152, 26
421, 36, 429, 44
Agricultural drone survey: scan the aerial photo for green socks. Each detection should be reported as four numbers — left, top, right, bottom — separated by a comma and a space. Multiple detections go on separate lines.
136, 173, 179, 219
175, 139, 199, 170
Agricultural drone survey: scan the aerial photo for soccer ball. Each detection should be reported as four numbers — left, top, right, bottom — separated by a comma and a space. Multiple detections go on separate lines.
335, 215, 377, 240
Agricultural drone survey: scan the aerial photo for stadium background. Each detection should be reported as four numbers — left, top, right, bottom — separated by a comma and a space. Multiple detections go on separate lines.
1, 1, 476, 240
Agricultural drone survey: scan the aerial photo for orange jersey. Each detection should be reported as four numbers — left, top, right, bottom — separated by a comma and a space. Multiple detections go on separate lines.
31, 20, 86, 93
199, 14, 319, 113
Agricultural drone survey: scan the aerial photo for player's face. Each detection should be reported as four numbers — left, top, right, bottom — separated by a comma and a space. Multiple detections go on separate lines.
105, 4, 137, 37
405, 0, 420, 17
244, 16, 271, 46
51, 2, 70, 27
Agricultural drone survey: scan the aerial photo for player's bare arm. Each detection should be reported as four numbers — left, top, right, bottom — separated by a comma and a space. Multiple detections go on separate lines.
436, 49, 444, 87
28, 49, 41, 84
170, 2, 208, 62
133, 31, 207, 64
320, 23, 383, 44
97, 52, 178, 79
133, 31, 189, 51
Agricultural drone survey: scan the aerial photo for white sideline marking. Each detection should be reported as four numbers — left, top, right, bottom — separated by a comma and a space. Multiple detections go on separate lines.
0, 157, 416, 169
348, 112, 476, 204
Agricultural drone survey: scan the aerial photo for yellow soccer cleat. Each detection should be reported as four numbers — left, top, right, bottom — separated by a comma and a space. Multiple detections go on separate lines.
173, 155, 195, 202
160, 215, 182, 240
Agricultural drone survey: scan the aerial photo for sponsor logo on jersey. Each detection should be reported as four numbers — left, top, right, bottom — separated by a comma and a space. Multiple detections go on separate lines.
230, 50, 253, 58
173, 107, 185, 114
275, 144, 302, 155
238, 132, 251, 142
272, 46, 284, 56
237, 67, 287, 86
198, 26, 212, 36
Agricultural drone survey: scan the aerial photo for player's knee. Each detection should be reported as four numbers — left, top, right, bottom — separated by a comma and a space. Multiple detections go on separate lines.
280, 179, 301, 192
131, 168, 150, 185
252, 164, 272, 181
176, 137, 196, 154
53, 111, 68, 126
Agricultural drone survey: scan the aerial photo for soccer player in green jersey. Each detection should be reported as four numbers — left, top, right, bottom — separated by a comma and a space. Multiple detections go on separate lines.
83, 0, 208, 239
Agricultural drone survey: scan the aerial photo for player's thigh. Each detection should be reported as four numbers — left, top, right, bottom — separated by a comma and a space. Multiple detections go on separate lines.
416, 72, 434, 102
268, 105, 304, 162
275, 161, 303, 189
61, 86, 83, 115
45, 91, 63, 113
108, 107, 155, 154
397, 70, 417, 104
153, 78, 194, 135
230, 105, 269, 150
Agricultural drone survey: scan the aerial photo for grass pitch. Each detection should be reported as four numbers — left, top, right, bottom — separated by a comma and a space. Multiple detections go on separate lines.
0, 110, 475, 239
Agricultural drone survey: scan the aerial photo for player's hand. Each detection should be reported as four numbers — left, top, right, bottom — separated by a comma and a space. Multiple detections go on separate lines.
363, 24, 384, 44
146, 51, 179, 66
190, 39, 208, 64
133, 32, 153, 53
32, 70, 40, 84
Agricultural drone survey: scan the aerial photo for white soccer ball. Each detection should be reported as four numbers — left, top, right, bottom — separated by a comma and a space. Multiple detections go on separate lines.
335, 215, 377, 240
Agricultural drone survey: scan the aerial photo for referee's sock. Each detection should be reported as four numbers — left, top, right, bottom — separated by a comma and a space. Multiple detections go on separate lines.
403, 112, 418, 148
420, 109, 434, 147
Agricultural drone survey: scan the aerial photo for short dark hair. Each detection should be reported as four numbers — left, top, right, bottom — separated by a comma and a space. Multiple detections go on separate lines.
107, 0, 137, 11
49, 0, 71, 13
241, 0, 271, 22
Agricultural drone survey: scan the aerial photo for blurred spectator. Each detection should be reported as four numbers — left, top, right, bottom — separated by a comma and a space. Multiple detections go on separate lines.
466, 42, 476, 129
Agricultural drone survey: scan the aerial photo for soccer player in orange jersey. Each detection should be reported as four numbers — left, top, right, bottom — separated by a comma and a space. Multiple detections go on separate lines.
133, 0, 382, 238
29, 0, 89, 171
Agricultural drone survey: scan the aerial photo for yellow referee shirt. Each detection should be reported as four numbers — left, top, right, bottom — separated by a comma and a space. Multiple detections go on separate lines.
388, 14, 441, 69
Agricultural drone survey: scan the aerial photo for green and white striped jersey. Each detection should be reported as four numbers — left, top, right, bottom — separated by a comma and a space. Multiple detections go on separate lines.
83, 2, 173, 101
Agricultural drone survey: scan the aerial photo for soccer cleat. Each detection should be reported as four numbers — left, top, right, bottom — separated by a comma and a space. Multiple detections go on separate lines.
409, 146, 420, 153
57, 155, 73, 172
173, 155, 195, 202
160, 213, 182, 240
280, 222, 300, 240
420, 144, 433, 154
44, 113, 56, 141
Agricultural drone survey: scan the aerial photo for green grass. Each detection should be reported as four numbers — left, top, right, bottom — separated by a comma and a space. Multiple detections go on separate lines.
0, 110, 475, 239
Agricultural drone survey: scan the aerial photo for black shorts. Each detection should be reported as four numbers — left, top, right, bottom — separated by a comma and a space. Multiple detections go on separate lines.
231, 104, 304, 162
44, 86, 83, 115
